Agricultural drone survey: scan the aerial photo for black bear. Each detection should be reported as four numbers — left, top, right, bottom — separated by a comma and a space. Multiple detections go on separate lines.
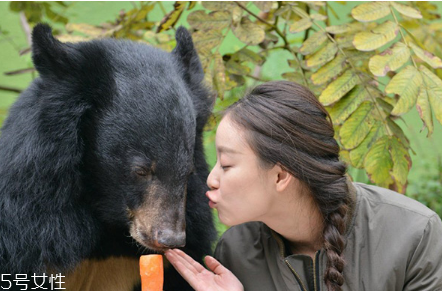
0, 24, 216, 291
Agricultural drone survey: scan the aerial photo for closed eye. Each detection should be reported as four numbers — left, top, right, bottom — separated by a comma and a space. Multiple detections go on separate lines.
133, 166, 153, 180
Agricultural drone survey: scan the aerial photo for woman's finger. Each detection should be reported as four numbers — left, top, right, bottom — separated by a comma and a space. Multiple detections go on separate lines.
165, 250, 197, 275
204, 255, 229, 275
171, 249, 207, 273
165, 250, 210, 291
168, 255, 208, 289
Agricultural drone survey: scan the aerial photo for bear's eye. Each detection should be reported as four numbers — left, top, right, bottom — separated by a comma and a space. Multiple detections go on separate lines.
134, 167, 151, 178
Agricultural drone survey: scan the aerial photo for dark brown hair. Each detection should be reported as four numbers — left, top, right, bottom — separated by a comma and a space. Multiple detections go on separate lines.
224, 81, 349, 290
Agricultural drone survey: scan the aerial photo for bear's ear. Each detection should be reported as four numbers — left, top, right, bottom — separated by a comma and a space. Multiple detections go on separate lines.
31, 23, 79, 77
172, 26, 204, 84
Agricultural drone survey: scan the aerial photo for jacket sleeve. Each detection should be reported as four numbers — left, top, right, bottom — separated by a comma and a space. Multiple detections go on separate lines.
403, 214, 442, 291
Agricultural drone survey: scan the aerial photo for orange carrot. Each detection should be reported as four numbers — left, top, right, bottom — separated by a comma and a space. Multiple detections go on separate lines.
140, 254, 164, 291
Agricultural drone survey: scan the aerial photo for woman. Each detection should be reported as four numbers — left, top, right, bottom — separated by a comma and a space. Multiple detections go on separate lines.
165, 81, 442, 291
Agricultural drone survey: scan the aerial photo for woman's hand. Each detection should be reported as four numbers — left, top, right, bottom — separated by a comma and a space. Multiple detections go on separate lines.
164, 249, 244, 291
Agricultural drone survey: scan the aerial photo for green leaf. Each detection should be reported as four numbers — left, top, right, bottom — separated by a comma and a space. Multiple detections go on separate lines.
328, 85, 378, 125
351, 2, 390, 22
334, 34, 355, 49
232, 17, 265, 45
386, 118, 410, 148
225, 60, 251, 75
319, 70, 359, 105
368, 42, 410, 76
353, 21, 399, 51
364, 135, 410, 192
233, 48, 264, 65
192, 30, 223, 51
202, 1, 237, 10
157, 1, 186, 33
299, 31, 328, 56
416, 85, 434, 137
420, 65, 442, 127
311, 54, 347, 85
289, 17, 312, 33
386, 65, 422, 116
391, 2, 422, 19
187, 10, 232, 31
282, 72, 305, 82
409, 42, 442, 69
349, 121, 385, 168
305, 42, 338, 68
339, 101, 375, 150
364, 136, 394, 187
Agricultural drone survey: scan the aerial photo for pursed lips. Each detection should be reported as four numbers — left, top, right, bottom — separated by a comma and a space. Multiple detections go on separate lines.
206, 191, 217, 208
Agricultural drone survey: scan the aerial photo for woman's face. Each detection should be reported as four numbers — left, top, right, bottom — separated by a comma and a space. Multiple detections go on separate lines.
206, 115, 278, 226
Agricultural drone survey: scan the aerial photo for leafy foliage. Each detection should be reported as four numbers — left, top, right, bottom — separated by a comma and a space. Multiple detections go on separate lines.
7, 1, 442, 194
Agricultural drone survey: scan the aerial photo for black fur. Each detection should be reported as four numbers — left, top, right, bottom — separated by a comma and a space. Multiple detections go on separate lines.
0, 24, 216, 290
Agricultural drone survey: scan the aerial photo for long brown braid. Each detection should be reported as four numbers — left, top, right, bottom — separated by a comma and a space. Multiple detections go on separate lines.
224, 81, 349, 290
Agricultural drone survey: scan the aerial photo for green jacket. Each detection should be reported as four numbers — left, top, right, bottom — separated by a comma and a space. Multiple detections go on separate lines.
214, 182, 442, 291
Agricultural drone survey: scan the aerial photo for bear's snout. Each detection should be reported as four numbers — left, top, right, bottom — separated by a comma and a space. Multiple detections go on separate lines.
154, 229, 186, 249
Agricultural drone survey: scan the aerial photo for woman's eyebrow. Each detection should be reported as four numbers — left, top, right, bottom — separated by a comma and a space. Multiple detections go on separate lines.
217, 146, 240, 155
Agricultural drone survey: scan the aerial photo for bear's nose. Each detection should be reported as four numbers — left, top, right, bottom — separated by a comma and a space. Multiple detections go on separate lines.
154, 229, 186, 248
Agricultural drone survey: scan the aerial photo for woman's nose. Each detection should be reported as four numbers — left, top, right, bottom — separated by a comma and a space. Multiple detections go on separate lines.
206, 165, 219, 190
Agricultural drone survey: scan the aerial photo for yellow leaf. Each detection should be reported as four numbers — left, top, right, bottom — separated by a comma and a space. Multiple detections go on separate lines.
305, 42, 338, 68
65, 23, 105, 38
391, 2, 422, 19
213, 52, 226, 100
192, 30, 223, 51
351, 2, 390, 22
188, 10, 232, 31
416, 85, 434, 137
157, 1, 186, 33
339, 101, 375, 150
254, 1, 273, 12
202, 1, 237, 10
409, 42, 442, 69
319, 70, 359, 105
232, 17, 265, 45
420, 65, 442, 127
311, 13, 328, 21
299, 31, 328, 56
326, 22, 365, 34
289, 17, 312, 33
56, 34, 89, 43
368, 42, 410, 76
389, 137, 411, 193
386, 65, 422, 116
311, 54, 347, 85
353, 20, 399, 51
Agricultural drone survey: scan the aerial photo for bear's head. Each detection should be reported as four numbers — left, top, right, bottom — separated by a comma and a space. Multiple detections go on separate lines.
28, 24, 213, 253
